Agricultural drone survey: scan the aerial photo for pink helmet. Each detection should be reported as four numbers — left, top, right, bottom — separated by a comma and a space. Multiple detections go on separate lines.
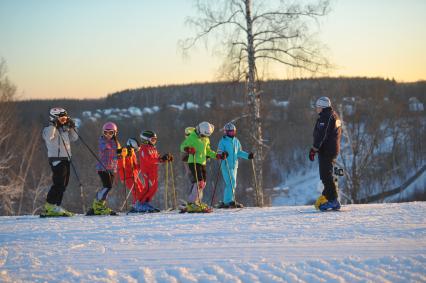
102, 122, 118, 133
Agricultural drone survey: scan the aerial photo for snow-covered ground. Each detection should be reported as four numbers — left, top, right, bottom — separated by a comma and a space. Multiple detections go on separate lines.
0, 203, 425, 283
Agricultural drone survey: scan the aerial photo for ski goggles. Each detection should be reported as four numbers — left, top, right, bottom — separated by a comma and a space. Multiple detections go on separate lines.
225, 130, 236, 136
103, 130, 115, 136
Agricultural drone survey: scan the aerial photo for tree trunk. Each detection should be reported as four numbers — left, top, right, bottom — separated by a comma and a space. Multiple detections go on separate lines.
245, 0, 264, 206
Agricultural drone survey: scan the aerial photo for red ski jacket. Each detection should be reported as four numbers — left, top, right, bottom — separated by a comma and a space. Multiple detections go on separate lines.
139, 143, 162, 174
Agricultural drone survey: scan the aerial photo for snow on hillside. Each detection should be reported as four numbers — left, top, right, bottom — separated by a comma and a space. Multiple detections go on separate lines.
0, 202, 425, 282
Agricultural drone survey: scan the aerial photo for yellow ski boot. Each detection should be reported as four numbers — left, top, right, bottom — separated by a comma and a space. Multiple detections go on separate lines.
87, 199, 116, 216
41, 203, 74, 217
314, 195, 328, 210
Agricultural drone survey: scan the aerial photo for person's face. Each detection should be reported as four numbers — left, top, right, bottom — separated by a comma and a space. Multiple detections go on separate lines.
58, 116, 68, 125
103, 130, 115, 140
316, 107, 323, 114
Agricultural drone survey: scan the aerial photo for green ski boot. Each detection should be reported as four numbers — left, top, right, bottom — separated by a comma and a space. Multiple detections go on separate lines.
40, 203, 74, 217
87, 199, 117, 216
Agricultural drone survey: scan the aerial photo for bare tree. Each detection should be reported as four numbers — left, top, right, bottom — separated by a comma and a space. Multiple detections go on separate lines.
0, 58, 19, 214
181, 0, 330, 206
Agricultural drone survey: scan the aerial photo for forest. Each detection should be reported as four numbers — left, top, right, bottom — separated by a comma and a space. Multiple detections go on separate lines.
1, 77, 425, 215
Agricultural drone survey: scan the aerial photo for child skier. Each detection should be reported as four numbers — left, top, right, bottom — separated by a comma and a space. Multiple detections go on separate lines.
87, 122, 124, 215
41, 107, 78, 217
179, 121, 226, 212
217, 122, 253, 208
118, 138, 145, 212
138, 130, 173, 212
309, 97, 342, 211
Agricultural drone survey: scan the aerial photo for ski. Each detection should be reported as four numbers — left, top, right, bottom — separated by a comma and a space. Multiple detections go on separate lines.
178, 202, 213, 213
297, 208, 348, 214
85, 208, 118, 216
39, 214, 73, 218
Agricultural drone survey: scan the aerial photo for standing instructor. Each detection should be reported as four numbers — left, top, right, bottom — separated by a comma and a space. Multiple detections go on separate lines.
310, 97, 342, 211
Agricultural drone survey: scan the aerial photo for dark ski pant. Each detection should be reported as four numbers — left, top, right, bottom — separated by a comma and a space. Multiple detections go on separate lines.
46, 160, 70, 206
96, 171, 115, 200
318, 154, 338, 201
187, 163, 207, 204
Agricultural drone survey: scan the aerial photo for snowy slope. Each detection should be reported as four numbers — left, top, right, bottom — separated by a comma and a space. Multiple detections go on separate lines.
0, 203, 425, 283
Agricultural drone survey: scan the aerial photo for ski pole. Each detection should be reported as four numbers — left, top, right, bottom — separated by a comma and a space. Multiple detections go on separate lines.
170, 160, 177, 209
251, 159, 259, 207
192, 155, 201, 204
224, 158, 236, 204
58, 131, 86, 213
210, 160, 223, 206
120, 153, 128, 212
72, 128, 110, 172
129, 154, 138, 211
164, 161, 169, 210
120, 182, 135, 211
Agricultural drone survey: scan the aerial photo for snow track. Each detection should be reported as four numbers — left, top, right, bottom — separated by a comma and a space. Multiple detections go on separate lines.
0, 203, 425, 282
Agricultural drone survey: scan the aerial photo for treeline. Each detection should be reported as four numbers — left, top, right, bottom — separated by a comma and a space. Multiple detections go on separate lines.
1, 77, 425, 215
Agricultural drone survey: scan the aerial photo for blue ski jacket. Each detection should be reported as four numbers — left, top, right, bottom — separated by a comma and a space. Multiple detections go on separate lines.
217, 135, 249, 169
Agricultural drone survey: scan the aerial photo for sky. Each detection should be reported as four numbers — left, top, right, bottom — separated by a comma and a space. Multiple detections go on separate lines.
0, 0, 425, 100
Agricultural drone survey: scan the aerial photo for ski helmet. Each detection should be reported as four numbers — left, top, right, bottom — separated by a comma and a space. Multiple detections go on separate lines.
196, 121, 214, 137
49, 107, 68, 122
126, 138, 140, 151
184, 127, 195, 137
140, 130, 157, 144
102, 122, 118, 134
224, 122, 236, 137
315, 97, 331, 108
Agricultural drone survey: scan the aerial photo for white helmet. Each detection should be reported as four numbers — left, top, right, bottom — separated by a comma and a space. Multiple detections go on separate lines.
315, 97, 331, 108
126, 138, 140, 151
49, 107, 68, 122
196, 121, 214, 137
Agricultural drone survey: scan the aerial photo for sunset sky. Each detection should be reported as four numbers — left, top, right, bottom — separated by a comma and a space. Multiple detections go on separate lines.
0, 0, 425, 99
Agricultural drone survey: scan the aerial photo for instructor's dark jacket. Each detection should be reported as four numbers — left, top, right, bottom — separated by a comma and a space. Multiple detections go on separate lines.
313, 107, 342, 157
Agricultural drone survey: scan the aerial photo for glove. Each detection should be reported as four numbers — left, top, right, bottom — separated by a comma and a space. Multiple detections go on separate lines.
67, 118, 76, 128
184, 147, 196, 154
216, 153, 225, 160
121, 147, 128, 157
309, 148, 317, 162
52, 119, 61, 129
248, 152, 254, 159
126, 147, 133, 157
221, 151, 228, 159
161, 153, 174, 162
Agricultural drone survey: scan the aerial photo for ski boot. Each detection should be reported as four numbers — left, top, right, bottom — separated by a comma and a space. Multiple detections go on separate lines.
228, 201, 244, 209
144, 202, 160, 213
40, 203, 74, 217
87, 199, 117, 216
319, 199, 341, 211
182, 202, 212, 213
216, 201, 229, 209
128, 201, 145, 213
314, 195, 328, 210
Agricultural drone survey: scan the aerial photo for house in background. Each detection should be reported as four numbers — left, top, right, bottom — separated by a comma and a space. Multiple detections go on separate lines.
409, 97, 424, 112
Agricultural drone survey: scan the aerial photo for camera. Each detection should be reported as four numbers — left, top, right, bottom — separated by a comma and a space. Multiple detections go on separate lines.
334, 167, 344, 176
